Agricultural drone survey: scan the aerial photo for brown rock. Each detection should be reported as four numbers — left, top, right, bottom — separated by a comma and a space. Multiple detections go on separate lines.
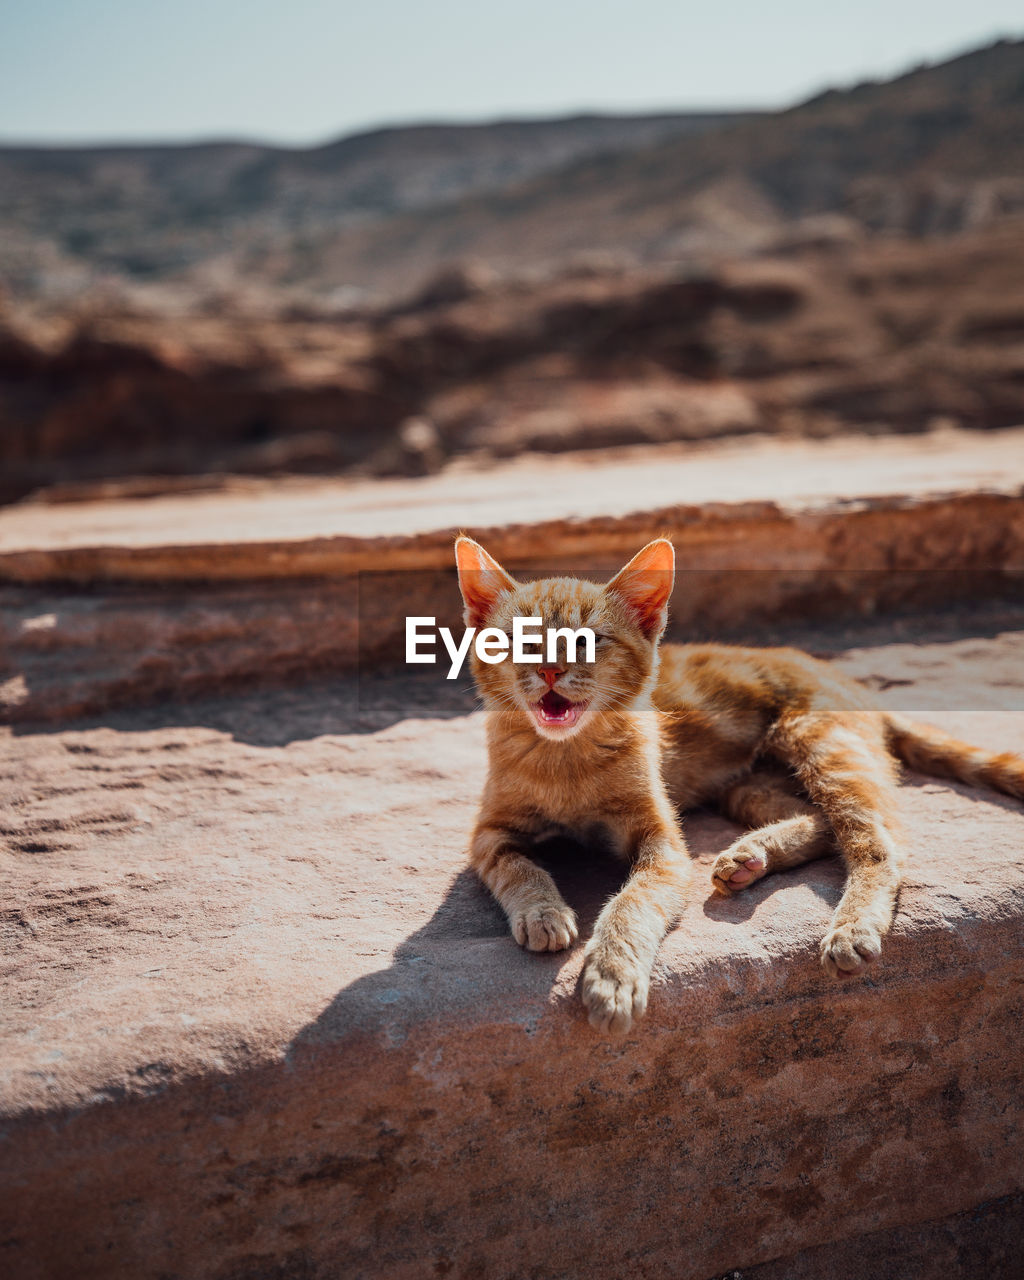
3, 224, 1024, 499
1, 627, 1023, 1278
403, 260, 497, 311
0, 313, 414, 503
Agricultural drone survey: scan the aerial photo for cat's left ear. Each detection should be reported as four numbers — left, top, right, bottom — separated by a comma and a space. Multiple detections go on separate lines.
606, 539, 675, 640
455, 536, 518, 627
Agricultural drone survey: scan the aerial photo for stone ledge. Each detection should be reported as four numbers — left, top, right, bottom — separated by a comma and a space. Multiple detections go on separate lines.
3, 430, 1024, 725
2, 644, 1023, 1279
1, 426, 1023, 583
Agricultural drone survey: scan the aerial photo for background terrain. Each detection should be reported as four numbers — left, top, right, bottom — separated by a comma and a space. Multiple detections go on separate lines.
2, 36, 1023, 499
4, 23, 1024, 1279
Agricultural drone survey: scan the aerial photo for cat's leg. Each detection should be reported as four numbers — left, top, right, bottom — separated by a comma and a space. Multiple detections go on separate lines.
581, 824, 690, 1034
472, 823, 579, 952
711, 771, 832, 895
774, 713, 904, 977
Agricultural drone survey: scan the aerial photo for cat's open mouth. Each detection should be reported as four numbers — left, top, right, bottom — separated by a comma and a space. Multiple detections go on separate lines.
532, 689, 588, 730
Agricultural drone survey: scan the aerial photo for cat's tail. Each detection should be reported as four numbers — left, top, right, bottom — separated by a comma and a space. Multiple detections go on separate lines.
884, 712, 1024, 800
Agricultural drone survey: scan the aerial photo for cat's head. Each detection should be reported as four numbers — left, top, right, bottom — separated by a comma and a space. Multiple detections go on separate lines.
454, 536, 674, 740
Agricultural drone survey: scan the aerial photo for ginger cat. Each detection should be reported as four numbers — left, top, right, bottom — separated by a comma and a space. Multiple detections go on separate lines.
455, 535, 1024, 1034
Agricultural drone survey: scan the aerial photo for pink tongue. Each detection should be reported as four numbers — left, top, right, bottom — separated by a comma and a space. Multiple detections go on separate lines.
540, 690, 572, 717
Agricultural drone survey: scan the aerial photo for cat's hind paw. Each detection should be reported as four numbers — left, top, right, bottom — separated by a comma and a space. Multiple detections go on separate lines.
580, 951, 649, 1035
511, 903, 579, 953
711, 840, 768, 895
819, 920, 882, 977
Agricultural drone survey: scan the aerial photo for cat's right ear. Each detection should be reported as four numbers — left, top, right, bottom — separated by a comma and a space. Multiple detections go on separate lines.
454, 536, 518, 628
606, 538, 675, 640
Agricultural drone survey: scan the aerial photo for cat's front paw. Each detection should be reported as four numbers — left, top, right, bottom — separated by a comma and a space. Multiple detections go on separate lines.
711, 838, 768, 895
819, 920, 882, 977
511, 903, 579, 953
580, 945, 649, 1035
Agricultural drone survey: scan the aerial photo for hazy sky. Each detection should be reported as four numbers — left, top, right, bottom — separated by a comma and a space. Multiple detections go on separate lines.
1, 0, 1022, 147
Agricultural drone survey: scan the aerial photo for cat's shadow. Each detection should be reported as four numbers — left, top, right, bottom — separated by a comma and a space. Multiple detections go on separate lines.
532, 835, 631, 934
291, 836, 628, 1053
526, 828, 841, 933
540, 822, 844, 929
698, 862, 844, 924
679, 809, 843, 923
287, 822, 845, 1060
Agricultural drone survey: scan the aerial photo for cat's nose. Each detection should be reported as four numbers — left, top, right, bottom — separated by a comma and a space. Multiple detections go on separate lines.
538, 665, 565, 688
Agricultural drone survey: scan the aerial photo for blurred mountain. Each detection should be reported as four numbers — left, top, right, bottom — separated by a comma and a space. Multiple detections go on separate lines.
0, 112, 743, 301
3, 37, 1023, 305
315, 36, 1024, 295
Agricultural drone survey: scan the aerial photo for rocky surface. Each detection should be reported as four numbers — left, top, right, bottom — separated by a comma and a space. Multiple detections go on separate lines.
730, 1191, 1024, 1279
2, 618, 1024, 1278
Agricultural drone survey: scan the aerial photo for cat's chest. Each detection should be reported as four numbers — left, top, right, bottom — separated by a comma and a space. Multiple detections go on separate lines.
531, 817, 628, 858
526, 776, 616, 829
491, 756, 637, 852
485, 720, 660, 848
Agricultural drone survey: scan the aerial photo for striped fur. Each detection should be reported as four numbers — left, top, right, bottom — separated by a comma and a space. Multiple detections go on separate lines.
885, 712, 1024, 800
455, 536, 1024, 1032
